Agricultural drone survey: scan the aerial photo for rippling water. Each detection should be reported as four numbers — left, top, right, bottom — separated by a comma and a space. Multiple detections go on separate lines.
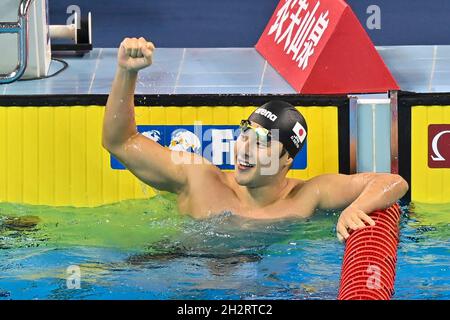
0, 194, 448, 300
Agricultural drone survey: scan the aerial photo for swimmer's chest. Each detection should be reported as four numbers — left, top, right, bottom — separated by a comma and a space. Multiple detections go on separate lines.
177, 172, 306, 219
177, 171, 243, 218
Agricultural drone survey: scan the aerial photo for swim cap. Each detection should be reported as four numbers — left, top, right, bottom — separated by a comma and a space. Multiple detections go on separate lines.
248, 101, 307, 158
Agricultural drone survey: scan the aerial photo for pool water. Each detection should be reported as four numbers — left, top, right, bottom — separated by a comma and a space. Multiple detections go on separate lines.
0, 193, 448, 300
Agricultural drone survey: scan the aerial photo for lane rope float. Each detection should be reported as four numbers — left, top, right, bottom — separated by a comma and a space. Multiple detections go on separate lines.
338, 204, 401, 300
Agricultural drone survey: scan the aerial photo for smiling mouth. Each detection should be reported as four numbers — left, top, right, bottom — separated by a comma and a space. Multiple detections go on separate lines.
237, 159, 255, 169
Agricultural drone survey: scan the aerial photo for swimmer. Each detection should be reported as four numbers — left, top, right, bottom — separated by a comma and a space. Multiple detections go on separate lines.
102, 37, 409, 242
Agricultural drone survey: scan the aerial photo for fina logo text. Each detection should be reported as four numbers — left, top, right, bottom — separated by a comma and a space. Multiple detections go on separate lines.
254, 108, 278, 122
111, 123, 308, 171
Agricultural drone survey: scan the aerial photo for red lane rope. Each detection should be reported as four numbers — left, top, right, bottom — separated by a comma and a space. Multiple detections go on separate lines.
338, 204, 401, 300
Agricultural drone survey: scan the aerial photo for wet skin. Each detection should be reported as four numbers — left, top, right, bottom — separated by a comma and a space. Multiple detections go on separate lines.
102, 37, 409, 241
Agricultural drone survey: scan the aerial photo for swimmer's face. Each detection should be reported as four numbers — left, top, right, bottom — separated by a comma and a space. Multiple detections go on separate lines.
234, 121, 292, 187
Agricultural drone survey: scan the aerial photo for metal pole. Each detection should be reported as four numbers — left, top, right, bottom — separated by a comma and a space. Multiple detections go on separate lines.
0, 0, 33, 84
390, 90, 399, 174
349, 95, 358, 174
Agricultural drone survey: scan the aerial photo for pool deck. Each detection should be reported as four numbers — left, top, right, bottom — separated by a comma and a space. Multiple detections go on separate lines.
1, 46, 449, 174
1, 46, 449, 96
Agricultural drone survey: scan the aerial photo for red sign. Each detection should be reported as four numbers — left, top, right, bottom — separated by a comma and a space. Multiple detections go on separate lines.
255, 0, 399, 94
429, 124, 450, 168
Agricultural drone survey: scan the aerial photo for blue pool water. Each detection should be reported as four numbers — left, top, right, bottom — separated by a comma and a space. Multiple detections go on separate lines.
0, 195, 448, 300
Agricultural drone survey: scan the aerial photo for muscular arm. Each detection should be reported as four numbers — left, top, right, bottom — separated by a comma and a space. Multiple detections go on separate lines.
312, 173, 408, 213
308, 172, 409, 241
102, 38, 195, 193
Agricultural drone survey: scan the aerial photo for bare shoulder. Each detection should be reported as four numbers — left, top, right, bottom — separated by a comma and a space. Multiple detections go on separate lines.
291, 173, 373, 212
299, 173, 358, 190
284, 175, 344, 216
181, 157, 237, 196
289, 173, 360, 200
269, 178, 317, 218
286, 177, 311, 198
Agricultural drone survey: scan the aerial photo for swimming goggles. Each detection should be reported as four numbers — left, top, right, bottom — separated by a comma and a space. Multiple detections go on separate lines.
239, 119, 271, 143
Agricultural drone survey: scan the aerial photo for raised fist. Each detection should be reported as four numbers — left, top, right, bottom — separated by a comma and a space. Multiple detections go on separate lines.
117, 37, 155, 72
